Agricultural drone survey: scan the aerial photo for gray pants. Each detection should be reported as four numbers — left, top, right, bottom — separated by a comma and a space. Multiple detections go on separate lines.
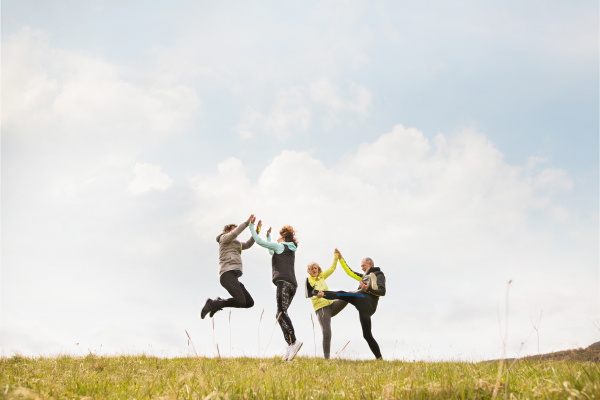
315, 300, 348, 359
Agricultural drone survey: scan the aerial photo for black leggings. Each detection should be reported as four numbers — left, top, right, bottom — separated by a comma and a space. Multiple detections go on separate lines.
213, 270, 254, 309
276, 281, 297, 345
321, 291, 381, 358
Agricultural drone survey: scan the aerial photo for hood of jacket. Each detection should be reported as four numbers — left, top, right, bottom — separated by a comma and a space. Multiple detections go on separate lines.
280, 242, 297, 251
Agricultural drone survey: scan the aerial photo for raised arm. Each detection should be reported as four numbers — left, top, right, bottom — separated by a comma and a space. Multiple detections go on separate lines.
249, 222, 285, 254
220, 215, 252, 244
266, 228, 274, 256
241, 220, 261, 250
321, 252, 339, 280
241, 227, 258, 250
339, 257, 363, 282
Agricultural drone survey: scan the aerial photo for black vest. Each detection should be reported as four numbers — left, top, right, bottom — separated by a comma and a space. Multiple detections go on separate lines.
271, 243, 297, 286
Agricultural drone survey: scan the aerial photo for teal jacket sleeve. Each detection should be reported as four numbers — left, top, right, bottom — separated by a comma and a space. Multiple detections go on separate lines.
266, 233, 274, 256
249, 223, 284, 254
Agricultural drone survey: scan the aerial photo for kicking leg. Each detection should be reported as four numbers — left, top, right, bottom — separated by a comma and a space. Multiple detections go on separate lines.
331, 299, 348, 317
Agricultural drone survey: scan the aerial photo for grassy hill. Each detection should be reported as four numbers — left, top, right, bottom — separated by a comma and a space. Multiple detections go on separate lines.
520, 341, 600, 363
1, 354, 599, 399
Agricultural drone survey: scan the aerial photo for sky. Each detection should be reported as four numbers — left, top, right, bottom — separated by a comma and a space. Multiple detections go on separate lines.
1, 0, 598, 360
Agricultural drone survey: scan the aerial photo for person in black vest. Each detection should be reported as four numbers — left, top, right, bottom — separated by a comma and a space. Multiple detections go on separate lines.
249, 217, 303, 361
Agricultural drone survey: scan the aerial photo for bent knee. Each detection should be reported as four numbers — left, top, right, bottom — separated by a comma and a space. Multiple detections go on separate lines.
244, 299, 255, 308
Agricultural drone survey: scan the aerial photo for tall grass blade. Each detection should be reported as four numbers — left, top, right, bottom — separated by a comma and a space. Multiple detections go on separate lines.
184, 330, 198, 358
263, 312, 282, 358
258, 309, 264, 358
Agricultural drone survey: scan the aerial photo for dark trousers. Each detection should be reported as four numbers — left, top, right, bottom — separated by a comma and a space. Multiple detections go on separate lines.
321, 291, 382, 359
276, 281, 297, 345
212, 270, 254, 309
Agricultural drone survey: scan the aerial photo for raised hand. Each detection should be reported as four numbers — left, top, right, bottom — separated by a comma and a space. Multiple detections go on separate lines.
257, 220, 262, 230
250, 214, 256, 224
335, 248, 342, 258
267, 227, 272, 237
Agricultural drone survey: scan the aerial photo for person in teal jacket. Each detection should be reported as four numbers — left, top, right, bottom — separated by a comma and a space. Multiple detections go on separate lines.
249, 218, 303, 361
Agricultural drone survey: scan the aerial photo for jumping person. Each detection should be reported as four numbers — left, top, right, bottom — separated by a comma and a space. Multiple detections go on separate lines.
307, 249, 386, 359
200, 214, 257, 319
305, 249, 348, 359
249, 218, 303, 361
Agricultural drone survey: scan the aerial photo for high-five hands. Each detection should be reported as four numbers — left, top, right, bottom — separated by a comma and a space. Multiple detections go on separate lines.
334, 248, 342, 258
250, 214, 256, 224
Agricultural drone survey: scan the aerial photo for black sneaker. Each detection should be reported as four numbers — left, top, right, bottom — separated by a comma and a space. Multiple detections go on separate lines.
304, 278, 319, 298
209, 297, 224, 318
200, 298, 212, 319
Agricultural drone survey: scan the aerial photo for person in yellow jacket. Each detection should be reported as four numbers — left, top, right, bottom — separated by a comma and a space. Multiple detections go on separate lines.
305, 248, 348, 359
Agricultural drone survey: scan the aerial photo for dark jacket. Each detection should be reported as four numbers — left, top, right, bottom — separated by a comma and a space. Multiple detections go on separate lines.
340, 258, 386, 310
271, 243, 298, 286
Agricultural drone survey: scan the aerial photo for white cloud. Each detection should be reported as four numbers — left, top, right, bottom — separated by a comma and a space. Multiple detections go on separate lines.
178, 125, 595, 359
129, 163, 174, 195
235, 88, 310, 141
235, 80, 372, 140
310, 78, 372, 123
2, 27, 202, 166
3, 123, 596, 360
534, 168, 573, 192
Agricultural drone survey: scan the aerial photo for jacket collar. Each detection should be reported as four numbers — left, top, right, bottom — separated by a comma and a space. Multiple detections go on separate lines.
365, 267, 381, 274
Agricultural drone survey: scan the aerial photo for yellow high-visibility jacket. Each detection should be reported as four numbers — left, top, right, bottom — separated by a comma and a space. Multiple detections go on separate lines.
308, 254, 339, 311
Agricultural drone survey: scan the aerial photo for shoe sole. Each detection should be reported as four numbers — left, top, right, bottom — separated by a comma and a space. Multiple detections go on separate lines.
287, 342, 303, 361
200, 298, 211, 319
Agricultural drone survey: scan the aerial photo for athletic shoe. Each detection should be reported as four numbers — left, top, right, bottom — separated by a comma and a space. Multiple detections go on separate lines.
287, 340, 303, 361
304, 278, 319, 298
282, 345, 292, 361
200, 298, 212, 319
209, 297, 224, 318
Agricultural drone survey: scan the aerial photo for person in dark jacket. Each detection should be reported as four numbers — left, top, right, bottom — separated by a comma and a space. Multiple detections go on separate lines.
307, 249, 386, 359
249, 217, 303, 361
200, 214, 257, 319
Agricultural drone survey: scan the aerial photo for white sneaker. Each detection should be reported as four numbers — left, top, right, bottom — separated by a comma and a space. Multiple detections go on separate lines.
287, 341, 303, 361
282, 345, 292, 361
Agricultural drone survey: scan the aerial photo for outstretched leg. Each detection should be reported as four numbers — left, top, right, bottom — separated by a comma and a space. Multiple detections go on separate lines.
276, 281, 297, 345
331, 299, 348, 317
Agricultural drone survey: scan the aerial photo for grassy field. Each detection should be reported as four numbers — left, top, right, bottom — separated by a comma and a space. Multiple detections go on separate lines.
1, 354, 599, 399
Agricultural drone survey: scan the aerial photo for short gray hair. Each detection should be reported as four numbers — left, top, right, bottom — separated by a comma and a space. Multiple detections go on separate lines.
363, 257, 374, 266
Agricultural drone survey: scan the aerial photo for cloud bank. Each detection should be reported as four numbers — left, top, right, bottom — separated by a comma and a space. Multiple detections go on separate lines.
1, 23, 597, 360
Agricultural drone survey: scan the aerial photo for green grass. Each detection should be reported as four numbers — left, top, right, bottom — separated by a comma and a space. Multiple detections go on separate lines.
1, 355, 599, 399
